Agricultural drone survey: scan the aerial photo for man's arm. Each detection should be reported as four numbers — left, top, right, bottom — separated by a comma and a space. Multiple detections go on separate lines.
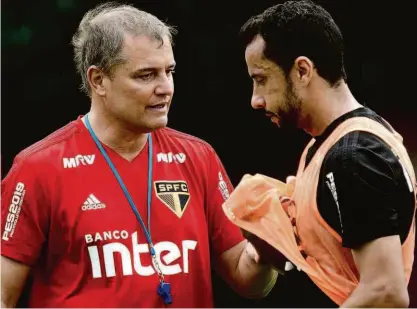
317, 131, 415, 307
1, 155, 50, 307
203, 146, 278, 299
341, 235, 409, 308
1, 256, 31, 308
213, 239, 278, 299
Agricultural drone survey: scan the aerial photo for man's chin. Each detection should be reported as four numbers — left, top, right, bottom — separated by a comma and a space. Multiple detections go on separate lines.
146, 117, 168, 132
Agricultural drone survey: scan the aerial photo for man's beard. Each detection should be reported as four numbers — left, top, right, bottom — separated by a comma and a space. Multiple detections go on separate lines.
276, 79, 301, 130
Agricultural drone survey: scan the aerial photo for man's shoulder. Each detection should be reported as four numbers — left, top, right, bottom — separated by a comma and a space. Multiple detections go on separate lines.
321, 125, 406, 192
323, 130, 397, 173
13, 120, 81, 168
157, 127, 216, 153
323, 111, 397, 162
330, 130, 396, 163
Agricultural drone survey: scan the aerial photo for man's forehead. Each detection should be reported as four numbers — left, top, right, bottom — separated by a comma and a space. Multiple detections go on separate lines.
245, 35, 270, 70
123, 33, 172, 52
121, 33, 174, 66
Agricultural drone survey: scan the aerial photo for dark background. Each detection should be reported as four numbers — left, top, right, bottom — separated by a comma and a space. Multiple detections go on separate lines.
2, 0, 417, 307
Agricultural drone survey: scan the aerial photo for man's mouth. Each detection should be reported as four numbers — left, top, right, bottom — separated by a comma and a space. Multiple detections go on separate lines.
265, 112, 280, 126
147, 102, 168, 110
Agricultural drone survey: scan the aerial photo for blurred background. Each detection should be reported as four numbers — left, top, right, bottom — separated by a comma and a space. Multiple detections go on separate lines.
2, 0, 417, 307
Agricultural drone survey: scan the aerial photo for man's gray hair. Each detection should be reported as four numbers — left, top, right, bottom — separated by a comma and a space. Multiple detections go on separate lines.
71, 2, 177, 96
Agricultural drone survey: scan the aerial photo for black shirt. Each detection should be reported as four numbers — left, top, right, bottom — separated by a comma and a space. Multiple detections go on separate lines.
308, 107, 415, 248
272, 107, 415, 308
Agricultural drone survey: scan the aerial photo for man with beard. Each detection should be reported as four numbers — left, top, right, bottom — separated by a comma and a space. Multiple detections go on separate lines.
228, 0, 416, 307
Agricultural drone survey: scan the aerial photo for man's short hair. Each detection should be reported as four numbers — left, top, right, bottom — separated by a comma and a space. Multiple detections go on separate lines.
240, 0, 347, 86
72, 2, 177, 96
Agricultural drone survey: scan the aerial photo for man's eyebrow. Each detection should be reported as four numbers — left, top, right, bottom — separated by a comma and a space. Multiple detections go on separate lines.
132, 62, 176, 74
167, 62, 176, 69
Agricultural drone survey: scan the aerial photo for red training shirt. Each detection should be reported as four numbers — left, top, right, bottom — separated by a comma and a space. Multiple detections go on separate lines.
1, 116, 244, 307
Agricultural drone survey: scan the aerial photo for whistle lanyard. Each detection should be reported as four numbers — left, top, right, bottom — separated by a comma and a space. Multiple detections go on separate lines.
85, 114, 172, 304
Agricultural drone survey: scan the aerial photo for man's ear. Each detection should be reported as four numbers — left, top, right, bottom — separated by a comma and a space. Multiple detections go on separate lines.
293, 56, 314, 86
87, 65, 106, 96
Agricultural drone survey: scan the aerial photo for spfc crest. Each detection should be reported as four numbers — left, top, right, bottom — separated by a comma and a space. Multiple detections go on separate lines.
154, 181, 190, 218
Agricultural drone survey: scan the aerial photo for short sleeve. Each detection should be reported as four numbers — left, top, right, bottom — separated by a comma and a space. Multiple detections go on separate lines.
205, 148, 244, 257
318, 132, 415, 249
1, 155, 50, 265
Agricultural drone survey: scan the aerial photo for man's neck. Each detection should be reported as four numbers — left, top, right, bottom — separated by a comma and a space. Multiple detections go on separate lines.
82, 108, 148, 162
303, 82, 362, 137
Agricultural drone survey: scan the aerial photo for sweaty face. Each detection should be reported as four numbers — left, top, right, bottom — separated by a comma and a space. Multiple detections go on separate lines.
102, 33, 175, 132
245, 35, 301, 128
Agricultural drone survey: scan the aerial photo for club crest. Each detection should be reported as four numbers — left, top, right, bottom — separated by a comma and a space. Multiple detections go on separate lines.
154, 181, 190, 218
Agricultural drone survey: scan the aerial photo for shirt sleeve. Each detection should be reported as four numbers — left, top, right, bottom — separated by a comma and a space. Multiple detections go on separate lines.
1, 155, 50, 266
318, 132, 415, 249
205, 147, 244, 257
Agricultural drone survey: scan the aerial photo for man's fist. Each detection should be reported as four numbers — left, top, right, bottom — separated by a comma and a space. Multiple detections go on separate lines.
242, 228, 288, 274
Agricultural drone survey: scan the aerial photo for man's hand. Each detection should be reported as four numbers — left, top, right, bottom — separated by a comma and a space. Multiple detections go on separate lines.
241, 228, 288, 274
213, 240, 278, 299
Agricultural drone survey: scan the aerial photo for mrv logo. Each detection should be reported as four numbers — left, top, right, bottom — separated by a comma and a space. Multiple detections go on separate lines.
63, 154, 95, 168
157, 152, 186, 163
86, 230, 197, 278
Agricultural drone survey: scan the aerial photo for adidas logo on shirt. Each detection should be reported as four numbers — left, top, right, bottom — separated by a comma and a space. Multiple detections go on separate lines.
82, 194, 106, 211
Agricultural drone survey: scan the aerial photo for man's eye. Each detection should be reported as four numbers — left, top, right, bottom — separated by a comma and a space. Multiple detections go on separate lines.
138, 73, 153, 81
254, 76, 266, 85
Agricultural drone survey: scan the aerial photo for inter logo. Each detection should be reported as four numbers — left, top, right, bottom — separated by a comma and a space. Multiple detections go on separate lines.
154, 181, 190, 218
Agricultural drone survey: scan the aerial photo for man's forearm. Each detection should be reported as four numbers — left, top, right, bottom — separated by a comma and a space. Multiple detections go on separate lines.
341, 281, 409, 308
234, 243, 278, 299
1, 294, 17, 308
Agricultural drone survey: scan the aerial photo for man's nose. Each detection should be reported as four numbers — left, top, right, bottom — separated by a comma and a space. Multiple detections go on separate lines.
251, 94, 265, 110
155, 74, 174, 97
